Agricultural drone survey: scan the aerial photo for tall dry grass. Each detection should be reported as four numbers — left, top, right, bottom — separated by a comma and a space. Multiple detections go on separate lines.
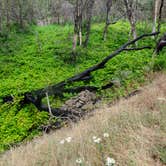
0, 73, 166, 166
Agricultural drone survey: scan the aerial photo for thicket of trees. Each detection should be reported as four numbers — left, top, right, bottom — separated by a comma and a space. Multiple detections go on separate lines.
0, 0, 165, 46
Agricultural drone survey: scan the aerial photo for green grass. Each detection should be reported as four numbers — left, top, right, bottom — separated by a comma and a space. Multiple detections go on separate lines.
0, 21, 166, 152
158, 146, 166, 164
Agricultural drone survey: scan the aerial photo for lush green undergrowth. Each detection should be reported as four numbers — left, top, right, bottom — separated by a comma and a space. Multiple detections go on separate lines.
0, 21, 166, 152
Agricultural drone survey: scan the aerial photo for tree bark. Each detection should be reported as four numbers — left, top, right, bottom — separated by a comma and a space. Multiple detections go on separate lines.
103, 0, 112, 41
0, 0, 2, 32
5, 0, 10, 29
83, 0, 95, 47
123, 0, 137, 41
157, 0, 164, 33
152, 0, 160, 33
72, 0, 83, 53
18, 0, 23, 28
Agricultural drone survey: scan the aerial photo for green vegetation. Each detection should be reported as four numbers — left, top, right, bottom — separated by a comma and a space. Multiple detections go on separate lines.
158, 146, 166, 164
0, 101, 48, 152
0, 22, 166, 152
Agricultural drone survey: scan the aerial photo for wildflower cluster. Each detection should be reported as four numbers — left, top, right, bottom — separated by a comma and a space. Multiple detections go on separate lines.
103, 133, 109, 138
59, 132, 116, 165
93, 136, 102, 144
76, 158, 83, 164
92, 133, 109, 144
60, 137, 72, 144
106, 157, 116, 166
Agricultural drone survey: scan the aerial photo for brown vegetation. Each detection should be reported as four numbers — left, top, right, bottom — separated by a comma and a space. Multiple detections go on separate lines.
0, 73, 166, 166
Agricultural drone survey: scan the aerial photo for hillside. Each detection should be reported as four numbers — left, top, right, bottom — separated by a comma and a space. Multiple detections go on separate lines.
0, 22, 166, 153
0, 73, 166, 166
0, 22, 160, 97
0, 0, 166, 165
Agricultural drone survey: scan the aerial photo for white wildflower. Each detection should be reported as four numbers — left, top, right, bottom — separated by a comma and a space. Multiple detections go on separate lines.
106, 157, 116, 166
66, 137, 72, 143
60, 139, 65, 144
103, 133, 109, 138
157, 97, 166, 101
93, 136, 97, 140
93, 138, 102, 144
76, 158, 83, 164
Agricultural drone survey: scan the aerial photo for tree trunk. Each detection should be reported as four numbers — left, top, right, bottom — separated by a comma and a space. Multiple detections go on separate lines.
157, 0, 164, 33
57, 14, 60, 24
17, 0, 24, 28
103, 0, 112, 41
5, 0, 10, 29
79, 30, 82, 45
83, 0, 95, 47
130, 20, 137, 40
0, 1, 2, 32
152, 0, 160, 33
124, 0, 137, 42
72, 0, 83, 54
72, 33, 78, 53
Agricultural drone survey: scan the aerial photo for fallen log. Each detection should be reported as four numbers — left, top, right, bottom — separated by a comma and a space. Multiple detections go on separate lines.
1, 32, 159, 117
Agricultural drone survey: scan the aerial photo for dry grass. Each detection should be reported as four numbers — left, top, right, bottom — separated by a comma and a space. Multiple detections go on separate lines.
0, 73, 166, 166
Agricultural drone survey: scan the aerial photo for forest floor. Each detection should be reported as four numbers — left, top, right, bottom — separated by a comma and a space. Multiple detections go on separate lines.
0, 72, 166, 166
0, 22, 166, 154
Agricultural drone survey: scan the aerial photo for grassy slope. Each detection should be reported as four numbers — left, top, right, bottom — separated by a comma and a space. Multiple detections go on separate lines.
0, 73, 166, 166
0, 22, 166, 152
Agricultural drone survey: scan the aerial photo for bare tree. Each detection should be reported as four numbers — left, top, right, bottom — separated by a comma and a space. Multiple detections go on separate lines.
17, 0, 24, 28
103, 0, 113, 41
157, 0, 164, 33
0, 0, 164, 35
123, 0, 137, 41
72, 0, 83, 55
152, 0, 160, 33
152, 0, 164, 39
5, 0, 10, 29
83, 0, 95, 47
0, 0, 3, 32
50, 0, 62, 24
72, 0, 95, 53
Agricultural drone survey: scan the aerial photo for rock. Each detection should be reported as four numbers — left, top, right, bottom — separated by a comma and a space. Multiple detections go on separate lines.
60, 90, 97, 117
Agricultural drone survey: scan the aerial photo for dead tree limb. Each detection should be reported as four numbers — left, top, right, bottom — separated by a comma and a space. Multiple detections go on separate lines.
46, 92, 53, 116
124, 46, 152, 51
